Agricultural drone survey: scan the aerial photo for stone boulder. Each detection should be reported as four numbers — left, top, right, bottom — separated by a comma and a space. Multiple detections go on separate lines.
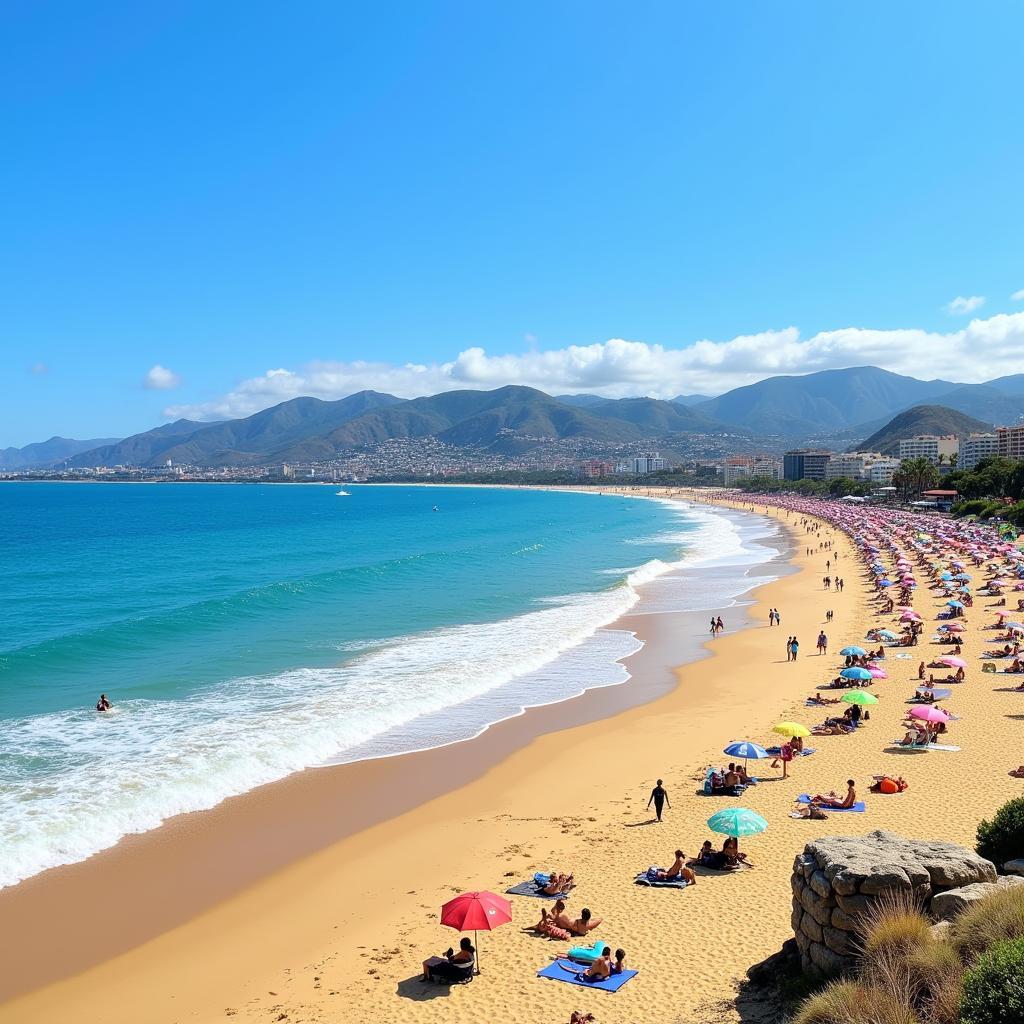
1003, 858, 1024, 877
931, 875, 1024, 923
791, 830, 997, 978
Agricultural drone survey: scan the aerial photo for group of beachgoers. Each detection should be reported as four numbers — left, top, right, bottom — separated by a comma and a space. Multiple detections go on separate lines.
418, 492, 1024, 1008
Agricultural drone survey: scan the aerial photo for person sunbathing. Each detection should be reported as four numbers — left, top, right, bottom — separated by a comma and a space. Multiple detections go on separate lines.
811, 780, 857, 809
568, 1014, 595, 1024
870, 774, 908, 793
812, 720, 854, 735
1010, 766, 1024, 779
688, 839, 734, 870
542, 872, 575, 894
534, 900, 573, 938
915, 689, 936, 703
899, 727, 928, 746
807, 693, 840, 705
612, 948, 626, 975
652, 850, 697, 884
1007, 659, 1024, 674
566, 908, 602, 936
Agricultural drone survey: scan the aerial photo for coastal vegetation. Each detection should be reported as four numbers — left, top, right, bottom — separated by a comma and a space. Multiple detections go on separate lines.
788, 796, 1024, 1024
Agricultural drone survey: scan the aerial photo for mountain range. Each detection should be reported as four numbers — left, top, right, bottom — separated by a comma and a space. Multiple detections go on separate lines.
10, 365, 1024, 471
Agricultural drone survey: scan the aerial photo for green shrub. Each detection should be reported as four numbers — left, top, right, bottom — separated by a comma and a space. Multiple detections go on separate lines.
976, 796, 1024, 868
959, 937, 1024, 1024
791, 980, 919, 1024
950, 883, 1024, 962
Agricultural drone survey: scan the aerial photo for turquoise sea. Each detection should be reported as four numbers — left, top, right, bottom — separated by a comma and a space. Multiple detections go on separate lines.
0, 483, 778, 887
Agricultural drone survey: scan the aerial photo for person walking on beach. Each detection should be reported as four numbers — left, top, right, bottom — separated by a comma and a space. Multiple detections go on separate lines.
647, 779, 670, 822
786, 636, 795, 661
791, 637, 800, 660
817, 631, 828, 655
715, 616, 724, 634
710, 617, 717, 636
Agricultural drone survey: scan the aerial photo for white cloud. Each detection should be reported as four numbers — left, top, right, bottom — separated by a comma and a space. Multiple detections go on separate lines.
943, 295, 986, 315
144, 364, 182, 390
1011, 288, 1024, 301
164, 311, 1024, 422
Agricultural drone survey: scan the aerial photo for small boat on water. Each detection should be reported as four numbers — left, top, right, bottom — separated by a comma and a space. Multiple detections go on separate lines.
336, 489, 351, 496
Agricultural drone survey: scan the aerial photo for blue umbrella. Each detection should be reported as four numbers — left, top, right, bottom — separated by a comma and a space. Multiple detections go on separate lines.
841, 667, 872, 681
723, 741, 769, 761
940, 572, 953, 580
876, 629, 899, 640
840, 646, 866, 656
879, 580, 893, 587
947, 600, 964, 608
954, 573, 972, 581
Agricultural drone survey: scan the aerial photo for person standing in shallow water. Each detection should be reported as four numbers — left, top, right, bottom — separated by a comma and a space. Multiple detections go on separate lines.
647, 779, 670, 822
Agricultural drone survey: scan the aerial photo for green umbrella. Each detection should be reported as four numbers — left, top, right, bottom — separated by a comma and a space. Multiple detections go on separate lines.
707, 807, 767, 857
840, 691, 879, 705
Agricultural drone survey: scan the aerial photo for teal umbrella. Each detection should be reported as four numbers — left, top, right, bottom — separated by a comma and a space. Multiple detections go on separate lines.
707, 807, 768, 855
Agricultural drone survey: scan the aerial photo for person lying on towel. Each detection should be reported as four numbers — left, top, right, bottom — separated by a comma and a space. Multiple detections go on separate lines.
811, 780, 857, 809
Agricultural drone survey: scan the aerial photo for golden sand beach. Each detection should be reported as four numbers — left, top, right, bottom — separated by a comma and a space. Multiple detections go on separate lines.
2, 491, 1022, 1024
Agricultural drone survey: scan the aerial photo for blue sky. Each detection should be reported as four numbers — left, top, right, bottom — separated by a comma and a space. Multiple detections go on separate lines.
3, 1, 1024, 446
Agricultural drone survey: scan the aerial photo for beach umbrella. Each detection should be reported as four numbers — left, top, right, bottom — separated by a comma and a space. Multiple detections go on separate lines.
840, 646, 867, 656
879, 580, 893, 587
910, 706, 951, 724
440, 891, 512, 974
723, 741, 769, 774
868, 667, 887, 679
939, 656, 966, 669
1003, 622, 1024, 631
841, 690, 879, 705
900, 612, 922, 622
707, 807, 768, 855
876, 630, 900, 640
772, 721, 810, 738
940, 624, 965, 633
946, 600, 964, 608
840, 667, 872, 681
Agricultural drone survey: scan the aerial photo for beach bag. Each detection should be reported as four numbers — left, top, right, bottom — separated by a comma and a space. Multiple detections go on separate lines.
879, 777, 899, 794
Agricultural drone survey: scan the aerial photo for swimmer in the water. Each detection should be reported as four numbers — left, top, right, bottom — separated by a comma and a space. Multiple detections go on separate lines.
96, 693, 111, 712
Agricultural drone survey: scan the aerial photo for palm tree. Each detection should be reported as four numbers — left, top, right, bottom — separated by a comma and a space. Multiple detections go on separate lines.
894, 456, 940, 500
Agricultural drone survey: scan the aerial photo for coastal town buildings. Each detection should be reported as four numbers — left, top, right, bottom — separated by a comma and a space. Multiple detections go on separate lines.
960, 432, 999, 469
996, 425, 1024, 461
723, 456, 782, 485
782, 449, 833, 481
898, 434, 959, 465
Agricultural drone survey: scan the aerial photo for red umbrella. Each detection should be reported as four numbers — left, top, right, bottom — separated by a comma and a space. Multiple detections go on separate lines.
440, 891, 512, 974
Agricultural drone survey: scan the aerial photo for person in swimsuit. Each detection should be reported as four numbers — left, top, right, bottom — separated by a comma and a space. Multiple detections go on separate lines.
652, 850, 696, 884
567, 908, 602, 936
812, 780, 857, 809
647, 779, 670, 822
96, 694, 111, 712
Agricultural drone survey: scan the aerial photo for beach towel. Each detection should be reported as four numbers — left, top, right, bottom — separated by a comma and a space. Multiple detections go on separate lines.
796, 794, 866, 812
634, 872, 688, 889
766, 746, 817, 757
506, 880, 568, 899
913, 687, 952, 699
537, 960, 638, 992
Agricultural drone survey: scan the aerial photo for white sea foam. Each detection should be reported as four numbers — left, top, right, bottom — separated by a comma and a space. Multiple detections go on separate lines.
0, 498, 780, 889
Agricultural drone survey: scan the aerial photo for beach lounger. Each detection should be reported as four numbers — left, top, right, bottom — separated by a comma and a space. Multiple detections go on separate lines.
634, 872, 688, 889
537, 960, 638, 992
796, 794, 866, 812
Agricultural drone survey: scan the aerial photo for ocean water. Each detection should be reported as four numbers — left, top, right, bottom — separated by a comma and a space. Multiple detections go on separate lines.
0, 483, 780, 888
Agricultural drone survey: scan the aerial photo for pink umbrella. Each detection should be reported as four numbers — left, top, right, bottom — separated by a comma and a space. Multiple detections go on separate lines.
868, 667, 887, 678
910, 706, 951, 723
942, 623, 966, 632
939, 656, 966, 668
900, 612, 922, 622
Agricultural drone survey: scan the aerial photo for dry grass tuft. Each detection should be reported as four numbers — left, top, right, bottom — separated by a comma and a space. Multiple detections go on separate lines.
949, 882, 1024, 963
791, 980, 920, 1024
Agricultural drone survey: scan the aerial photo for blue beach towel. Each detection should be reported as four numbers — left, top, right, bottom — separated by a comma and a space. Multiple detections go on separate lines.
506, 880, 568, 899
537, 960, 638, 992
796, 794, 866, 812
634, 872, 688, 889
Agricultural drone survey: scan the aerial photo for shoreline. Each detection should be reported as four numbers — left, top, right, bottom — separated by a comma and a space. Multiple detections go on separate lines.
0, 492, 787, 1003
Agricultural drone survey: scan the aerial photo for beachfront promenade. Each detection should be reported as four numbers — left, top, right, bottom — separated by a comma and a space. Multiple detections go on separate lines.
3, 492, 1023, 1024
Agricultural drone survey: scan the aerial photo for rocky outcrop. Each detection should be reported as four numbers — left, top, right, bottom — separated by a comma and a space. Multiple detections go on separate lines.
791, 830, 997, 978
931, 875, 1024, 922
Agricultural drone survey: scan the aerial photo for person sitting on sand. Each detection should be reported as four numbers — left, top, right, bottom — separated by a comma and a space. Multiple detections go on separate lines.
729, 761, 755, 785
652, 849, 697, 884
566, 908, 602, 936
689, 840, 733, 871
918, 661, 926, 680
900, 726, 928, 746
422, 936, 475, 982
1010, 766, 1024, 779
534, 900, 573, 939
723, 836, 751, 867
612, 948, 626, 975
917, 689, 936, 703
569, 946, 612, 981
568, 1014, 595, 1024
811, 780, 857, 809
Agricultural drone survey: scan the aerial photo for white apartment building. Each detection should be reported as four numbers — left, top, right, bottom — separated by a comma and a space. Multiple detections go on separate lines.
823, 451, 898, 482
960, 432, 999, 470
898, 435, 959, 465
723, 456, 781, 485
618, 452, 667, 475
868, 458, 902, 484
